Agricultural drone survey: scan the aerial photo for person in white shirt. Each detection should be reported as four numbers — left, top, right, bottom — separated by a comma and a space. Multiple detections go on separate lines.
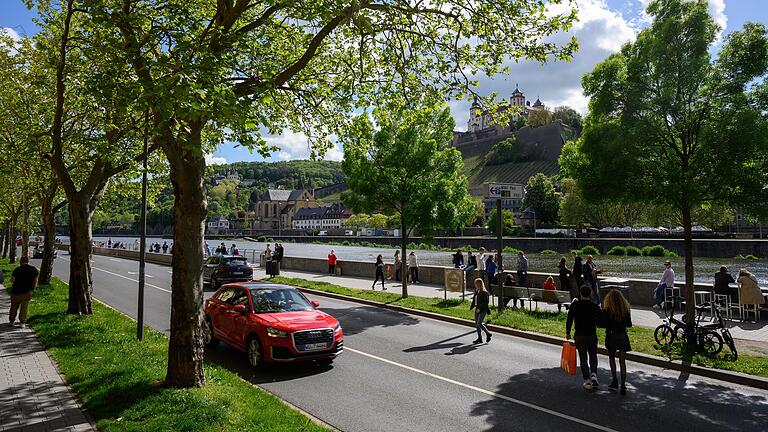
653, 260, 675, 308
477, 247, 486, 273
408, 251, 420, 283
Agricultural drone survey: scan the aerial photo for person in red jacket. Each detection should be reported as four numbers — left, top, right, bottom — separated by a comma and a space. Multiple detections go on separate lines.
328, 250, 337, 275
543, 276, 556, 291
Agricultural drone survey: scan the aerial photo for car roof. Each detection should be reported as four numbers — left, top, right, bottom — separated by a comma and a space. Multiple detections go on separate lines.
238, 282, 296, 291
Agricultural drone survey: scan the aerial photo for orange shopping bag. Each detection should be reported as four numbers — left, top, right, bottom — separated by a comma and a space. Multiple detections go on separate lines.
560, 342, 577, 375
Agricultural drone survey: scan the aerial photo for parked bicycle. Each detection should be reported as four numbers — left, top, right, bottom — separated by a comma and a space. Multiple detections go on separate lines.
653, 296, 723, 357
696, 300, 738, 360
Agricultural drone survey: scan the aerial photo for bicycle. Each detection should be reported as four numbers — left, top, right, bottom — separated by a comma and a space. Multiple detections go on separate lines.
696, 300, 738, 360
654, 296, 723, 357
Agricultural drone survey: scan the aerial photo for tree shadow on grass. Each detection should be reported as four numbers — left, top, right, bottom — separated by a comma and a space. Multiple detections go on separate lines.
470, 367, 768, 432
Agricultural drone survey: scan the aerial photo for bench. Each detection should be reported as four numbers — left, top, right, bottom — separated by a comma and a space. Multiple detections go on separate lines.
489, 285, 572, 311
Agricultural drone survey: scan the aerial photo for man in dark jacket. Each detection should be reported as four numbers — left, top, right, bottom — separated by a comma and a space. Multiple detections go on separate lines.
8, 257, 39, 327
713, 266, 737, 302
566, 285, 602, 390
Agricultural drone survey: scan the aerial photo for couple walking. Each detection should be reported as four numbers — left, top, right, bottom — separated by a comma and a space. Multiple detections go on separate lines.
566, 285, 632, 395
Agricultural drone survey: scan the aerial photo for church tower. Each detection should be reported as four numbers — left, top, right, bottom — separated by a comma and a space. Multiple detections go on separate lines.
510, 84, 525, 107
468, 96, 482, 132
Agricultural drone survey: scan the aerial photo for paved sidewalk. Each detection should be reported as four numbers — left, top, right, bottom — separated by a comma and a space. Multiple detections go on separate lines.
267, 268, 768, 349
0, 287, 95, 432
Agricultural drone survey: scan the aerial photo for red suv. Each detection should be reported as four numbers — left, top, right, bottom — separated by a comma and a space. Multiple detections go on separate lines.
203, 282, 344, 366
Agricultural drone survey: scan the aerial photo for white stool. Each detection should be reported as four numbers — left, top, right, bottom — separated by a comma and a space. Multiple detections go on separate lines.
742, 304, 760, 323
694, 290, 713, 318
713, 294, 732, 319
664, 286, 681, 309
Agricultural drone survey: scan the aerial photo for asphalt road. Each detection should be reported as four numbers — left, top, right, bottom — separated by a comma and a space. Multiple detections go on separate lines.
42, 254, 768, 432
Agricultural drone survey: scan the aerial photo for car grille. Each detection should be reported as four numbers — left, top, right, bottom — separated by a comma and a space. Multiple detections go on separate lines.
292, 328, 334, 352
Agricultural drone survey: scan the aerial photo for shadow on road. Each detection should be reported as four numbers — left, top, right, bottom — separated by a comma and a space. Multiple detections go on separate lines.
471, 367, 768, 432
317, 305, 420, 336
403, 331, 476, 353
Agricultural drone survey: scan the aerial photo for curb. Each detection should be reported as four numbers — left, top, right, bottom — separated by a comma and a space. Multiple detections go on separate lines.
297, 287, 768, 391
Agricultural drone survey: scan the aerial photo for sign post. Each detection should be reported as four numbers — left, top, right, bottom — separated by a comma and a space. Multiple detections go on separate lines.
497, 198, 504, 311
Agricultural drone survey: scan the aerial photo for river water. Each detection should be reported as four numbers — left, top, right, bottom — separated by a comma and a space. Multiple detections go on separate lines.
75, 236, 768, 286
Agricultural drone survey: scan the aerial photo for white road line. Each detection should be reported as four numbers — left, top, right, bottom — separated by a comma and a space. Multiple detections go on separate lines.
345, 347, 619, 432
60, 257, 171, 293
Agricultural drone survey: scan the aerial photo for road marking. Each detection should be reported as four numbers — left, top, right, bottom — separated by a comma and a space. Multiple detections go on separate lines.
60, 257, 171, 293
345, 347, 619, 432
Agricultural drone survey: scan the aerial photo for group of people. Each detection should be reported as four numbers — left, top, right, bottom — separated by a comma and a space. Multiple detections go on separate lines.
368, 251, 420, 289
653, 261, 766, 309
147, 241, 171, 254
262, 243, 284, 262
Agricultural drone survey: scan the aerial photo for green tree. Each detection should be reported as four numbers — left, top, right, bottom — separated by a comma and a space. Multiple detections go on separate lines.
342, 104, 476, 298
368, 214, 389, 230
551, 106, 582, 134
566, 0, 768, 334
526, 109, 553, 127
87, 0, 577, 387
522, 173, 560, 225
486, 209, 517, 236
343, 214, 370, 232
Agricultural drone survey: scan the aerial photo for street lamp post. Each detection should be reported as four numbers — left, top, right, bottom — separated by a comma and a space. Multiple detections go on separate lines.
137, 119, 148, 341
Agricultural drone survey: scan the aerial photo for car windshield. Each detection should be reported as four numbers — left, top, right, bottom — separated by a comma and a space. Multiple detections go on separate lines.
224, 258, 248, 266
249, 288, 314, 313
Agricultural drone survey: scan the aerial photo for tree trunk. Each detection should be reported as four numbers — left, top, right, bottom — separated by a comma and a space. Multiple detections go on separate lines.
67, 197, 94, 315
400, 219, 408, 298
681, 204, 696, 344
3, 223, 10, 259
8, 221, 17, 264
164, 136, 207, 388
39, 197, 57, 285
21, 196, 30, 259
0, 222, 6, 259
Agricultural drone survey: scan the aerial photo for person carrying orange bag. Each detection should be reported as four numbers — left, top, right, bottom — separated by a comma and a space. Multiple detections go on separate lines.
560, 341, 577, 375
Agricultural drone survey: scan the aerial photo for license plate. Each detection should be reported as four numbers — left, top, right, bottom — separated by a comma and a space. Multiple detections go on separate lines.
303, 342, 329, 351
231, 272, 243, 276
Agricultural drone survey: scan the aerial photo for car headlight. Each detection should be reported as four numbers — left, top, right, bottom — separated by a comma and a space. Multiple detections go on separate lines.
266, 327, 289, 338
334, 322, 342, 333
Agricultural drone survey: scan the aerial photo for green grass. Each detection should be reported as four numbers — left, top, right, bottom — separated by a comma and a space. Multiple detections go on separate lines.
271, 276, 768, 378
1, 260, 328, 432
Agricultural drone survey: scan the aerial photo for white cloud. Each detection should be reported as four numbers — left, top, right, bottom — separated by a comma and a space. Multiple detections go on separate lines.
638, 0, 727, 38
0, 27, 20, 41
205, 154, 227, 165
266, 130, 343, 161
454, 0, 637, 123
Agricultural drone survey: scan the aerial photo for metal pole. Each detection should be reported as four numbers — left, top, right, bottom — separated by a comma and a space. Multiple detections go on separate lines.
137, 121, 148, 341
497, 198, 503, 311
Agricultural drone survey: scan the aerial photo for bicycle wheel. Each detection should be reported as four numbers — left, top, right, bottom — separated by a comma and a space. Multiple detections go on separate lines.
699, 330, 723, 356
673, 324, 686, 341
654, 324, 675, 346
722, 329, 738, 360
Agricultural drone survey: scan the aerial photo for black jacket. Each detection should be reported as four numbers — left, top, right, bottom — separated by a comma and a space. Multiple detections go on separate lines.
566, 299, 601, 337
602, 309, 632, 334
470, 290, 490, 314
714, 271, 735, 294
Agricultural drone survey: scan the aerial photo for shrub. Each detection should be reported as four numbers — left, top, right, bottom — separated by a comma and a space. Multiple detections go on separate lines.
256, 235, 266, 242
746, 254, 759, 260
578, 245, 600, 256
540, 249, 558, 255
735, 254, 760, 260
502, 246, 519, 253
606, 246, 626, 256
641, 245, 669, 257
625, 246, 642, 256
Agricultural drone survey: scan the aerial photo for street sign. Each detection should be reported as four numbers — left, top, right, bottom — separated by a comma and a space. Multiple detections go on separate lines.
444, 269, 465, 293
487, 182, 524, 199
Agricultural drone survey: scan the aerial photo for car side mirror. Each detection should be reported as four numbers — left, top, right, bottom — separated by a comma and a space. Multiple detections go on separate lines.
233, 304, 247, 314
310, 300, 320, 308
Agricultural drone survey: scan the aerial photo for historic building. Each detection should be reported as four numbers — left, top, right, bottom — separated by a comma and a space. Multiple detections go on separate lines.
252, 188, 316, 230
467, 85, 545, 132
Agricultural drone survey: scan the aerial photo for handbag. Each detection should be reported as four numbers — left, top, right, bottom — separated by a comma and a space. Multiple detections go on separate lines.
560, 342, 577, 375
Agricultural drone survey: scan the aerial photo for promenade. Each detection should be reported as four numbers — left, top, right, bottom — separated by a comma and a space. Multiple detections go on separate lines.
0, 287, 95, 432
273, 268, 768, 355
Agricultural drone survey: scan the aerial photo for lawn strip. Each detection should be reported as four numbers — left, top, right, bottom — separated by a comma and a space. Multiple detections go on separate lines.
271, 275, 768, 379
1, 260, 330, 432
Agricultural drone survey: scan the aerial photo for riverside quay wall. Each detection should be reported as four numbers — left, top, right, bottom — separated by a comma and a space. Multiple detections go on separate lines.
266, 236, 768, 259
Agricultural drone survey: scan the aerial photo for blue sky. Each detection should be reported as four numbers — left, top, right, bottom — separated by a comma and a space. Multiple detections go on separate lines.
2, 0, 766, 165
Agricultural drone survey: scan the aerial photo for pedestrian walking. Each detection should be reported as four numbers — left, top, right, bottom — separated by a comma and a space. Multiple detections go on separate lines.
408, 251, 420, 283
393, 250, 401, 281
558, 257, 573, 298
452, 249, 464, 268
8, 257, 38, 328
652, 260, 675, 309
602, 289, 632, 395
566, 285, 602, 391
470, 278, 492, 344
583, 255, 603, 305
484, 254, 497, 288
372, 254, 386, 290
571, 251, 583, 287
328, 250, 337, 275
204, 242, 211, 256
162, 241, 169, 254
517, 251, 528, 287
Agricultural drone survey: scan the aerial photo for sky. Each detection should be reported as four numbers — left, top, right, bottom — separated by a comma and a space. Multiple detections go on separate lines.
2, 0, 766, 165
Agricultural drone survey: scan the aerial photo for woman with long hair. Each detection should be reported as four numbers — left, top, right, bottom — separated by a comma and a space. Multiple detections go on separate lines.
470, 278, 492, 344
372, 254, 386, 290
602, 289, 632, 395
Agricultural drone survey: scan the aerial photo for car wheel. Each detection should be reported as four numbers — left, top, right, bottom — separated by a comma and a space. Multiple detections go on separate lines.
247, 336, 263, 368
203, 317, 219, 348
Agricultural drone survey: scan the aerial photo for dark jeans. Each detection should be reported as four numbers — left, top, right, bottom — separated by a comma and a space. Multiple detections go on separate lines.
410, 267, 419, 282
517, 271, 527, 287
395, 265, 401, 281
329, 264, 335, 275
574, 334, 598, 380
654, 283, 667, 306
475, 310, 490, 340
373, 269, 385, 288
